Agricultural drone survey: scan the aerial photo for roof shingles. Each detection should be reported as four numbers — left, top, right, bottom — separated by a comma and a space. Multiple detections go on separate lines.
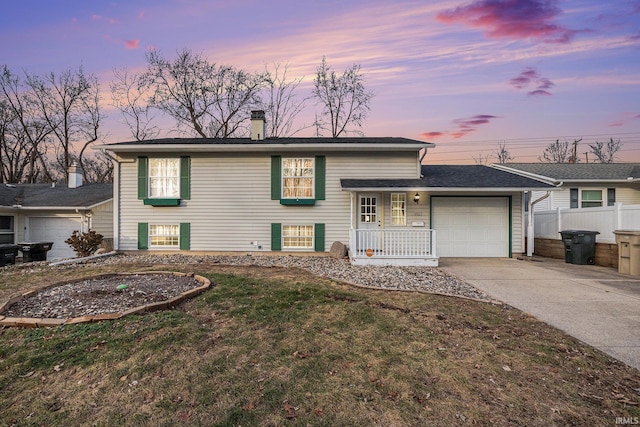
341, 165, 554, 189
0, 183, 112, 208
501, 163, 640, 181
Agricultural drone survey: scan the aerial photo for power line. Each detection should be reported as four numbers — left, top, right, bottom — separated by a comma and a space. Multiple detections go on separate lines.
425, 131, 640, 146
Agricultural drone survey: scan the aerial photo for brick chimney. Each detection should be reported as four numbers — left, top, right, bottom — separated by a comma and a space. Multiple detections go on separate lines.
68, 162, 83, 188
250, 110, 266, 141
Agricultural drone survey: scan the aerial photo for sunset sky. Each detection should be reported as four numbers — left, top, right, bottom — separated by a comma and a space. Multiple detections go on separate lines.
2, 0, 639, 164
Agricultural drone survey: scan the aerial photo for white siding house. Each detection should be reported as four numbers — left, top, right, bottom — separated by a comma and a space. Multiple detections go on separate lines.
494, 163, 640, 211
99, 112, 554, 266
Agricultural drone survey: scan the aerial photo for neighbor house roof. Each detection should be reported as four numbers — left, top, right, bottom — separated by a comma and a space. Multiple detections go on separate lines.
493, 163, 640, 183
341, 165, 556, 191
0, 183, 113, 210
95, 137, 434, 153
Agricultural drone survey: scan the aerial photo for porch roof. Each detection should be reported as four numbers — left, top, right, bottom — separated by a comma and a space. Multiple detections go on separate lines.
341, 165, 557, 192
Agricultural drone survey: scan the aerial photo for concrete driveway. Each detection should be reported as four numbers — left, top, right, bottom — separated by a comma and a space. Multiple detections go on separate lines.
439, 257, 640, 371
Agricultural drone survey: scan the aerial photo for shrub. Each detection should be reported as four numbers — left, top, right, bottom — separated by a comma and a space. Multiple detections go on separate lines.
65, 230, 104, 257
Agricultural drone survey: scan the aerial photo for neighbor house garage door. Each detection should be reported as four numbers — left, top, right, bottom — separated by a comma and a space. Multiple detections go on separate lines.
432, 197, 509, 257
27, 216, 83, 260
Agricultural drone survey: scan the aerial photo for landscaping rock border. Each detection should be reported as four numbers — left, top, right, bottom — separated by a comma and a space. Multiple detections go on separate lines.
0, 271, 212, 328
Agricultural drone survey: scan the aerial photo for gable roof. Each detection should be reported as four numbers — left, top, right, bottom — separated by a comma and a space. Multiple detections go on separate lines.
0, 183, 112, 210
494, 163, 640, 183
341, 165, 556, 191
95, 137, 434, 153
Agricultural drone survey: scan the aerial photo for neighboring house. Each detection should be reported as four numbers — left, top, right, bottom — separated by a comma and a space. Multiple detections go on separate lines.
492, 163, 640, 211
97, 111, 553, 266
0, 165, 113, 260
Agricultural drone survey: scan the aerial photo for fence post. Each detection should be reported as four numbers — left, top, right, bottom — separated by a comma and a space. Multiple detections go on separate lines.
615, 202, 622, 231
556, 207, 563, 235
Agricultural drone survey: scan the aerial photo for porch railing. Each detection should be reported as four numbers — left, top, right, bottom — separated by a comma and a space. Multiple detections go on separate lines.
349, 228, 436, 258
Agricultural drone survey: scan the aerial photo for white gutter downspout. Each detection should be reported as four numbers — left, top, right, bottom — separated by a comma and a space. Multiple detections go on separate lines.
527, 191, 551, 257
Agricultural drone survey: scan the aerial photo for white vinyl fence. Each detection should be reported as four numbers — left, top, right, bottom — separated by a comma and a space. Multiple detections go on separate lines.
527, 203, 640, 244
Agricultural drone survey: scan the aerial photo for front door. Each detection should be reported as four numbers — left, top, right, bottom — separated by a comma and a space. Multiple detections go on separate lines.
357, 193, 381, 251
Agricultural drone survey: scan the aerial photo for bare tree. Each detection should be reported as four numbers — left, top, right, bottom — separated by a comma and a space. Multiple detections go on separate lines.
80, 150, 114, 183
0, 65, 54, 182
540, 139, 572, 163
495, 142, 513, 164
110, 68, 159, 141
143, 48, 268, 138
26, 67, 102, 180
473, 152, 492, 165
589, 138, 622, 163
312, 57, 374, 137
263, 63, 308, 137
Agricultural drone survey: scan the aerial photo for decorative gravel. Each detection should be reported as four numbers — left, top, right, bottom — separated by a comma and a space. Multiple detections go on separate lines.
81, 254, 492, 301
3, 274, 202, 319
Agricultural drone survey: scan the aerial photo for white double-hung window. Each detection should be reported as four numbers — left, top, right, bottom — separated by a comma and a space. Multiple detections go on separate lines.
581, 189, 603, 208
282, 225, 314, 249
282, 158, 314, 199
149, 224, 180, 247
391, 193, 406, 226
149, 159, 180, 198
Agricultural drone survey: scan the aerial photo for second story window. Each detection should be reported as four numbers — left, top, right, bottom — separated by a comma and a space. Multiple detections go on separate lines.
282, 158, 314, 199
149, 158, 180, 198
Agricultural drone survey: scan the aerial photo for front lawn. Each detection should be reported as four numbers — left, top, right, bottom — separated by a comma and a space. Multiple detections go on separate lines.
1, 260, 638, 426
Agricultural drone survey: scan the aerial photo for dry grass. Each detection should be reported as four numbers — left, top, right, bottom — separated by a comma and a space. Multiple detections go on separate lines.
1, 260, 639, 426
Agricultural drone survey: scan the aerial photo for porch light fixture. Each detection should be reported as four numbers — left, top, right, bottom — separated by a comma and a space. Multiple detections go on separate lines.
413, 193, 420, 204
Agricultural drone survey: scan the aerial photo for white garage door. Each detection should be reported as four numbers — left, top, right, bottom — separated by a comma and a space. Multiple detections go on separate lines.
432, 197, 509, 257
27, 216, 83, 260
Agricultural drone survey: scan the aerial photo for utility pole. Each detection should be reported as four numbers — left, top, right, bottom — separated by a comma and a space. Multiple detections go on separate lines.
571, 138, 582, 163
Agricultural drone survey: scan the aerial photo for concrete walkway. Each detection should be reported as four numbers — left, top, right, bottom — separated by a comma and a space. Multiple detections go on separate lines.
439, 257, 640, 371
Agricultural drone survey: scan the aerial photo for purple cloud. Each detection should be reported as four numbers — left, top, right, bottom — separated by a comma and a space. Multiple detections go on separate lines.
423, 114, 499, 139
510, 67, 554, 96
436, 0, 579, 44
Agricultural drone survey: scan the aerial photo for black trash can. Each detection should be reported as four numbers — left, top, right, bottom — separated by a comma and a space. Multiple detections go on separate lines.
559, 230, 599, 265
0, 244, 19, 266
18, 242, 54, 262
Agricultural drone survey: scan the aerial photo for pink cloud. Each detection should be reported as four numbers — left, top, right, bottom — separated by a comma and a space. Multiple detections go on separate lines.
510, 67, 554, 96
421, 131, 445, 139
124, 39, 140, 49
436, 0, 579, 44
608, 112, 640, 127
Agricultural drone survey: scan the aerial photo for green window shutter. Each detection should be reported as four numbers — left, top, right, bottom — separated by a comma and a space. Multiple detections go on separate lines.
314, 223, 325, 252
137, 223, 148, 250
315, 155, 325, 200
180, 223, 190, 250
180, 156, 191, 200
271, 156, 281, 200
137, 157, 148, 200
271, 223, 282, 251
